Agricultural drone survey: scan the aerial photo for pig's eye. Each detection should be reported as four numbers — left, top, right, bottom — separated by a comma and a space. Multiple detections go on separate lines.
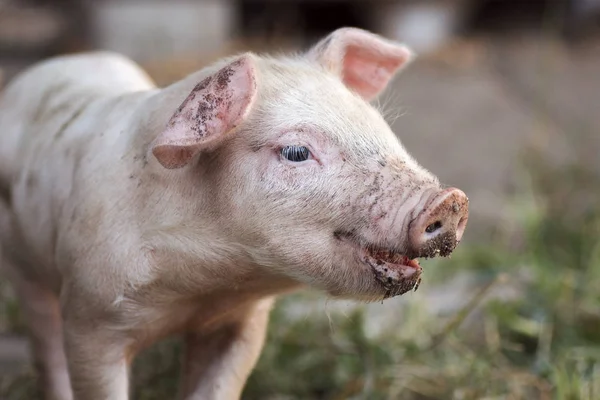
281, 145, 311, 162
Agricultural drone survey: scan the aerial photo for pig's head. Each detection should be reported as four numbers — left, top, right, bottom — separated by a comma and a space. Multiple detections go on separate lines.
150, 28, 469, 301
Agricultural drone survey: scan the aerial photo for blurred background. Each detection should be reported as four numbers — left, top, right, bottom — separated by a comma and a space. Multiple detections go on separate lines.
1, 0, 600, 398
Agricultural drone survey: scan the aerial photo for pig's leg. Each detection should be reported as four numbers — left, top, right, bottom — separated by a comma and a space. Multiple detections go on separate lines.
62, 304, 130, 400
179, 298, 274, 400
0, 199, 70, 398
7, 267, 73, 400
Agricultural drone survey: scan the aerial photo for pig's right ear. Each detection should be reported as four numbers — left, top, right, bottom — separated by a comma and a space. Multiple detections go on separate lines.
150, 54, 258, 169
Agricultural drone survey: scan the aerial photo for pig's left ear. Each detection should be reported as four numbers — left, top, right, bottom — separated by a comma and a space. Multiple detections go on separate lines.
151, 54, 258, 169
307, 27, 413, 101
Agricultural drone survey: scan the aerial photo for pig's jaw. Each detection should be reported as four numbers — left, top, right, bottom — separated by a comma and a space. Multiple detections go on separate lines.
363, 250, 422, 298
335, 232, 422, 298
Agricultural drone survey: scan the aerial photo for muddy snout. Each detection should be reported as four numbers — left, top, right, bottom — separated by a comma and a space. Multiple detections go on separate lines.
408, 188, 469, 258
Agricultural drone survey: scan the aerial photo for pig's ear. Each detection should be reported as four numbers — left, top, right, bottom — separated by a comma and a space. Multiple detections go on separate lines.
307, 27, 413, 101
151, 54, 258, 169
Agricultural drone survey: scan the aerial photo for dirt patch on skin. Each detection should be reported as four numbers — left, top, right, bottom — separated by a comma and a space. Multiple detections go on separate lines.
405, 188, 468, 259
419, 230, 458, 258
363, 253, 423, 298
215, 60, 239, 91
167, 61, 242, 141
167, 76, 212, 132
372, 265, 421, 299
53, 96, 97, 141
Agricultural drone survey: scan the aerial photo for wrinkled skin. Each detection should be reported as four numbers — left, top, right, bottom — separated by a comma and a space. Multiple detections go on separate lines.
0, 28, 468, 400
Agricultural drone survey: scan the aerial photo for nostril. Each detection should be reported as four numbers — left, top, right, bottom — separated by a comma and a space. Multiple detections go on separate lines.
410, 188, 469, 257
425, 221, 442, 233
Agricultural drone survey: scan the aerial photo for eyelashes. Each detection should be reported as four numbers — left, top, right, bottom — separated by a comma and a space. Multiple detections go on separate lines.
281, 145, 311, 162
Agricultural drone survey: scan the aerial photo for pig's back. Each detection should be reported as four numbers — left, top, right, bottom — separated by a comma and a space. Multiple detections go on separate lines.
0, 51, 155, 185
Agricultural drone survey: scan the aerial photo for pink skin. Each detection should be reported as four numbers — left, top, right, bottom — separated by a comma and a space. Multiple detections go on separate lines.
151, 36, 469, 300
0, 27, 469, 399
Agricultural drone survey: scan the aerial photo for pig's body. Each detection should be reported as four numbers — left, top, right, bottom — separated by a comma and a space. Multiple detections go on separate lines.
0, 53, 155, 290
0, 28, 468, 400
0, 52, 286, 399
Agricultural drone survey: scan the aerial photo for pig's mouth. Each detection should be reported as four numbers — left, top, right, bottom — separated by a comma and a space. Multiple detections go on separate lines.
363, 246, 422, 298
335, 232, 422, 298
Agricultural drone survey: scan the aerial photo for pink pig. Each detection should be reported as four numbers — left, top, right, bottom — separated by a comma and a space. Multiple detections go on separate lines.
0, 28, 468, 399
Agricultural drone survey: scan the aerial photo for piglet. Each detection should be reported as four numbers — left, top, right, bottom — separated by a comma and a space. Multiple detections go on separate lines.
0, 27, 468, 400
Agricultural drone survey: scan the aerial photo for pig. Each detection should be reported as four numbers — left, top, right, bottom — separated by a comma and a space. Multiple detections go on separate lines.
0, 27, 468, 400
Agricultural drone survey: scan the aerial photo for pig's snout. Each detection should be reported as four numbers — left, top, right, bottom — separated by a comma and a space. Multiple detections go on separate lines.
408, 188, 469, 258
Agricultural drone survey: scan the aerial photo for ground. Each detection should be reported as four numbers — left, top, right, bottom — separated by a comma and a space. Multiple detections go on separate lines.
1, 33, 599, 399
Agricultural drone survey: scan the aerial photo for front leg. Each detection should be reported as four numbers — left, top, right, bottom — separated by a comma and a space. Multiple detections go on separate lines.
4, 261, 72, 400
62, 306, 131, 400
180, 298, 274, 400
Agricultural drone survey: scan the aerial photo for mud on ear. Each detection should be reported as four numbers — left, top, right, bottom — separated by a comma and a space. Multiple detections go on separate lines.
151, 54, 258, 169
307, 27, 413, 101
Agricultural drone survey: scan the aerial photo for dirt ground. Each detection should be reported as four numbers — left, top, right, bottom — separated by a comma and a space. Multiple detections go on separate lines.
1, 32, 599, 390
